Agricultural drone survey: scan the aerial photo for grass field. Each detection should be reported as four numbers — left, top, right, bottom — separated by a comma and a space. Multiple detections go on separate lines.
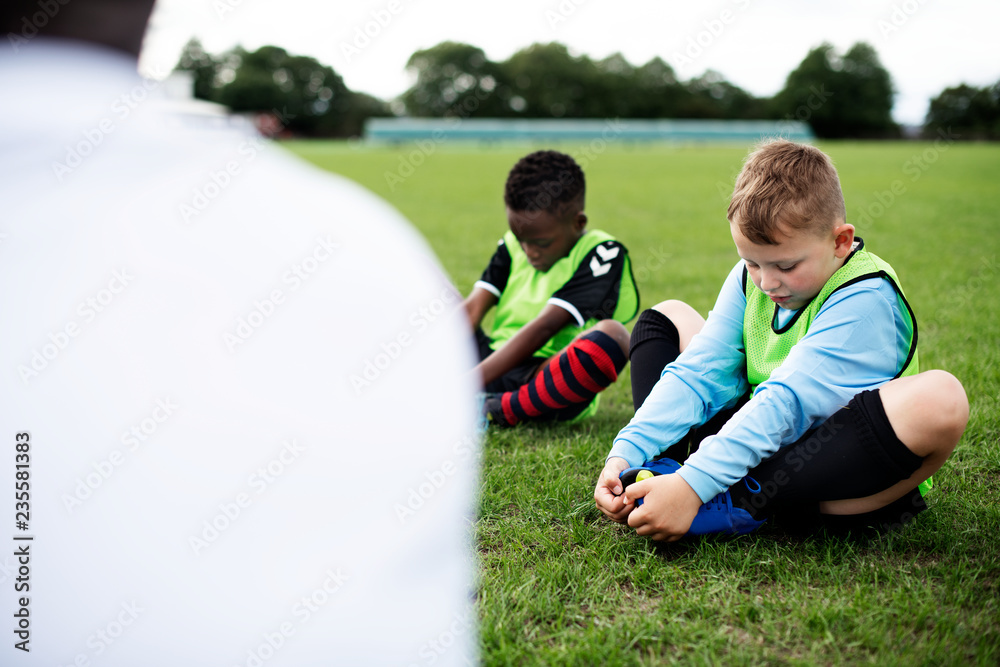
287, 139, 1000, 665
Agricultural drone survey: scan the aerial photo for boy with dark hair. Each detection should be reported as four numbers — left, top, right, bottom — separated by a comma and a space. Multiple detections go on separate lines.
594, 140, 968, 540
465, 150, 639, 426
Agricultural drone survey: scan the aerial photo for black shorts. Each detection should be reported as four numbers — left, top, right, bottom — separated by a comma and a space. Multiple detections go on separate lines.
475, 328, 547, 393
672, 390, 927, 536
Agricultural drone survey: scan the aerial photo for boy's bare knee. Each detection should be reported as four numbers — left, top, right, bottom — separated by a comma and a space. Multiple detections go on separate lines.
591, 319, 629, 357
925, 370, 969, 444
651, 299, 693, 318
650, 299, 705, 350
882, 370, 968, 457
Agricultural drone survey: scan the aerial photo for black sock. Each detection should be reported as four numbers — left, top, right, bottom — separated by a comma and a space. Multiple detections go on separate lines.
629, 309, 681, 411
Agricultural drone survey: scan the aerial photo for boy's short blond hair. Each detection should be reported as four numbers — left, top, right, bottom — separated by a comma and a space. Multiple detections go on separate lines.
727, 140, 847, 245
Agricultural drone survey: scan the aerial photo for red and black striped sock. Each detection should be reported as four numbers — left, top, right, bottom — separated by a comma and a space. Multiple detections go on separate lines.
499, 330, 627, 425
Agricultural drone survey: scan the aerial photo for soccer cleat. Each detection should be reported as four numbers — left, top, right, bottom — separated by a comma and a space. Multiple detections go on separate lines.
619, 458, 766, 536
479, 392, 513, 428
686, 478, 766, 536
619, 458, 681, 493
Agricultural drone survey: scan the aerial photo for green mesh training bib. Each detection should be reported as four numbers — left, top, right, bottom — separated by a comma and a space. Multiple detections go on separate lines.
743, 241, 918, 392
742, 242, 929, 496
490, 229, 638, 359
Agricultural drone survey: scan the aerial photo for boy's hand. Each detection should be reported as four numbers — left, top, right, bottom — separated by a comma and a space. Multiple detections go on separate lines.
624, 473, 702, 542
594, 457, 632, 523
476, 304, 571, 386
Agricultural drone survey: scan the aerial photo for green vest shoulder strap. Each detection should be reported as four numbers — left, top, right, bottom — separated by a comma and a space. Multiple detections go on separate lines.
743, 240, 919, 392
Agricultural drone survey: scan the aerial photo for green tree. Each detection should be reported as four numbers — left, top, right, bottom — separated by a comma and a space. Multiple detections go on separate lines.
215, 46, 352, 136
175, 42, 384, 137
398, 41, 771, 121
175, 38, 220, 101
923, 81, 1000, 140
630, 57, 687, 117
401, 42, 510, 117
774, 42, 899, 138
838, 43, 897, 136
339, 92, 392, 138
501, 42, 600, 117
591, 52, 640, 118
682, 70, 771, 120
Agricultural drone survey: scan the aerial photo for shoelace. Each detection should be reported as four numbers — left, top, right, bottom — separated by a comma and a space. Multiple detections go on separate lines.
703, 476, 762, 512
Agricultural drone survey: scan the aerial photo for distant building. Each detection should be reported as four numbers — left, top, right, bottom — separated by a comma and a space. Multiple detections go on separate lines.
157, 71, 236, 127
365, 117, 815, 144
158, 71, 278, 135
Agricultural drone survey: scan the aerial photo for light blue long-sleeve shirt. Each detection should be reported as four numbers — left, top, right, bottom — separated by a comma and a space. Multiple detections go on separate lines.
610, 260, 914, 502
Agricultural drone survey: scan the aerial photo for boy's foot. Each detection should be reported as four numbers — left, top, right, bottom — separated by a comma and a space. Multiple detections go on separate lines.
618, 458, 681, 489
619, 459, 766, 536
480, 392, 513, 428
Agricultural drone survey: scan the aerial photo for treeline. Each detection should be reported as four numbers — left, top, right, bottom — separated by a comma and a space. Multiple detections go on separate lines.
923, 82, 1000, 140
176, 39, 390, 137
175, 38, 999, 140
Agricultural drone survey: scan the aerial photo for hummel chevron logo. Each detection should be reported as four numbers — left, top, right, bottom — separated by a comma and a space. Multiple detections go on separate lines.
595, 244, 619, 262
590, 244, 619, 277
590, 256, 611, 277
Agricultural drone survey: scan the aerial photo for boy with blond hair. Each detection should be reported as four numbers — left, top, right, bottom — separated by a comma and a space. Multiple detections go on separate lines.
595, 140, 968, 540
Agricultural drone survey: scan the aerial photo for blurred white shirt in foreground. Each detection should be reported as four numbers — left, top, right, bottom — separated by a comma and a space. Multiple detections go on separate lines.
0, 39, 479, 667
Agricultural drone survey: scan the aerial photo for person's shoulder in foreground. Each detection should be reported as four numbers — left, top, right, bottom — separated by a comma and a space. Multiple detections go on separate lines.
0, 2, 479, 665
465, 149, 637, 426
595, 139, 968, 543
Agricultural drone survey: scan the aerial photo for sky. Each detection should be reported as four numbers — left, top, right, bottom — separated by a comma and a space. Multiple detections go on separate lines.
138, 0, 1000, 127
